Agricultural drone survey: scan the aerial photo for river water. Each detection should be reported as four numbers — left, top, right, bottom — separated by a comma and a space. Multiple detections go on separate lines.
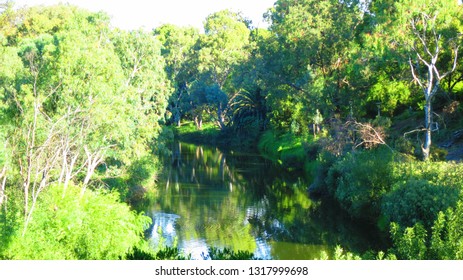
145, 142, 387, 259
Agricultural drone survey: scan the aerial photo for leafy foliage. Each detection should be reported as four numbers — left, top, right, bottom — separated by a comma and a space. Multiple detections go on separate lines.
382, 179, 459, 229
389, 201, 463, 260
126, 246, 190, 260
325, 148, 396, 221
2, 0, 463, 260
3, 184, 150, 260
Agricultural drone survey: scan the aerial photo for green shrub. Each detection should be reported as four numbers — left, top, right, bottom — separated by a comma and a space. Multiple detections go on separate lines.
381, 180, 459, 229
307, 151, 337, 195
387, 201, 463, 260
390, 222, 428, 260
429, 201, 463, 259
325, 148, 396, 221
4, 184, 151, 260
430, 146, 448, 161
393, 137, 416, 156
126, 156, 160, 189
392, 161, 463, 185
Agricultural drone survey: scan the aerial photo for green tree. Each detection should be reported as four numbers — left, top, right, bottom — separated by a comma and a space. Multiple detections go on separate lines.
229, 28, 271, 136
0, 4, 170, 236
155, 24, 200, 126
381, 0, 463, 160
111, 28, 172, 158
196, 10, 251, 129
263, 0, 365, 133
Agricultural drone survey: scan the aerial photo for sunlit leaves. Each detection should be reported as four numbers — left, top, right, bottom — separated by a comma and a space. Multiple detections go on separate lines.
5, 184, 150, 259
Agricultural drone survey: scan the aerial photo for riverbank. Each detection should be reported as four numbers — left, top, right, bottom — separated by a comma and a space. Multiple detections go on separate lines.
256, 131, 463, 259
171, 121, 262, 152
170, 122, 463, 259
146, 139, 389, 259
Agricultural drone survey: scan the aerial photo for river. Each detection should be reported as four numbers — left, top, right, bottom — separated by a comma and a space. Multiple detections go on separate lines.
144, 141, 387, 259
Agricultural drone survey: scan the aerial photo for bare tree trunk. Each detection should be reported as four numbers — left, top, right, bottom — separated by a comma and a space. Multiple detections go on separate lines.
22, 101, 40, 218
0, 166, 6, 207
407, 13, 459, 160
62, 153, 78, 198
81, 146, 105, 196
217, 104, 225, 129
194, 114, 203, 130
176, 113, 181, 127
58, 146, 67, 185
422, 101, 432, 160
173, 108, 181, 127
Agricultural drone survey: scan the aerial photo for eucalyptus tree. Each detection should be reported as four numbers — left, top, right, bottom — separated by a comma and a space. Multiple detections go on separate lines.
0, 40, 20, 208
398, 0, 462, 160
0, 5, 15, 201
369, 0, 463, 160
264, 0, 365, 133
155, 24, 200, 126
5, 12, 129, 231
0, 4, 173, 236
111, 29, 172, 158
195, 10, 251, 129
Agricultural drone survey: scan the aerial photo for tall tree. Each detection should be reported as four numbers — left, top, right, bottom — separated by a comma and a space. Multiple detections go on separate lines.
367, 0, 463, 159
155, 24, 200, 126
196, 10, 251, 129
0, 5, 171, 234
397, 0, 462, 160
264, 0, 365, 133
111, 29, 172, 157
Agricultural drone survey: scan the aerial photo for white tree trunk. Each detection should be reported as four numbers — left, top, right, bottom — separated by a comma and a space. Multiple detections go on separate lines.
0, 166, 6, 207
422, 101, 432, 160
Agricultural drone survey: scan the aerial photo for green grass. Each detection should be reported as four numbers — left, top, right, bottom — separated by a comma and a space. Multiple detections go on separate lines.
258, 130, 307, 168
173, 122, 221, 144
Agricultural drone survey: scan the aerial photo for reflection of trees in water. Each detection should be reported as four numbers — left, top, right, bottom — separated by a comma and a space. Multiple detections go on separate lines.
249, 179, 389, 255
155, 142, 257, 253
151, 142, 388, 258
166, 142, 239, 191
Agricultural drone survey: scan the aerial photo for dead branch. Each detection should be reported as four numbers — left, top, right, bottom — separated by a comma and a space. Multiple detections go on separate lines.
347, 121, 393, 152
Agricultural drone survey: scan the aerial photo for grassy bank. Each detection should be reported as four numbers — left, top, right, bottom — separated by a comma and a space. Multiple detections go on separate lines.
173, 122, 221, 145
172, 121, 260, 151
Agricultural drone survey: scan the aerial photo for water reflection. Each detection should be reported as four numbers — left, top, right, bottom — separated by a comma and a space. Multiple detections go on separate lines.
150, 213, 180, 246
146, 142, 387, 259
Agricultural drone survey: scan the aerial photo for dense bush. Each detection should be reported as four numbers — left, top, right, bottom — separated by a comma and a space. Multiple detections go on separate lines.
389, 201, 463, 260
391, 161, 463, 188
429, 201, 463, 259
382, 180, 459, 228
307, 151, 337, 196
325, 148, 396, 221
2, 184, 151, 260
322, 148, 463, 225
390, 222, 428, 260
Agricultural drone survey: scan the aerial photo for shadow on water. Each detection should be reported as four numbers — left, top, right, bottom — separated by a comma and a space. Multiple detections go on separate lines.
145, 141, 388, 260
